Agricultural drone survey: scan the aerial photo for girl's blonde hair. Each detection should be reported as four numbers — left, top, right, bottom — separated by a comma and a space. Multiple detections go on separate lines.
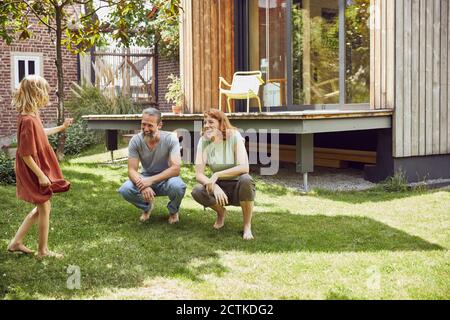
12, 75, 50, 114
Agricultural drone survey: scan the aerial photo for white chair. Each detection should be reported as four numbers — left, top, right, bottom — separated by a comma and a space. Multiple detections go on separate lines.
219, 71, 264, 113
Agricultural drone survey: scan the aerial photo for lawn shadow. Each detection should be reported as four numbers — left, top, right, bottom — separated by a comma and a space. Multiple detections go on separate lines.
246, 211, 443, 253
0, 166, 444, 299
311, 187, 439, 204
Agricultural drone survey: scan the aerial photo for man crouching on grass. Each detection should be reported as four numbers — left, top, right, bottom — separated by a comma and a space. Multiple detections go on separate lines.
118, 107, 186, 224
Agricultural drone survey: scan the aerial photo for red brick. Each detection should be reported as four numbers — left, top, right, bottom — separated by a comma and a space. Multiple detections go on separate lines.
0, 11, 79, 138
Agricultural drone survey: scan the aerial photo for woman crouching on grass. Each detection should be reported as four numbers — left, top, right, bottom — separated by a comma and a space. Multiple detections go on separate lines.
191, 109, 256, 240
7, 75, 72, 258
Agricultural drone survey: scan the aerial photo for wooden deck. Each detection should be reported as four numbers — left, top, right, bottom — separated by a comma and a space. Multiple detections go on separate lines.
83, 109, 393, 191
83, 109, 392, 121
83, 109, 393, 134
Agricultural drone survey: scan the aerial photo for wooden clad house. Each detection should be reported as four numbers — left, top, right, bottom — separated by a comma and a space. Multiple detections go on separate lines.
178, 0, 450, 183
83, 0, 449, 187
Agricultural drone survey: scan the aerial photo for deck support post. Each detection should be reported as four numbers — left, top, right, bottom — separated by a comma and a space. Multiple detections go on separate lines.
296, 134, 314, 191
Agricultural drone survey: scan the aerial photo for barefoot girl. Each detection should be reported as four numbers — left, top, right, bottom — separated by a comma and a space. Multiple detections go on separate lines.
7, 75, 72, 258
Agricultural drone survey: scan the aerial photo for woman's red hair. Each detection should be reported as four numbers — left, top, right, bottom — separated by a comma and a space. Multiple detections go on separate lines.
203, 109, 236, 140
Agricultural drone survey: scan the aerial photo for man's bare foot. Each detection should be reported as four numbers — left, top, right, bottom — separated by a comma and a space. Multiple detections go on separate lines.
37, 250, 64, 259
140, 212, 151, 222
7, 242, 34, 254
168, 213, 179, 224
213, 208, 227, 230
243, 229, 254, 240
139, 203, 154, 222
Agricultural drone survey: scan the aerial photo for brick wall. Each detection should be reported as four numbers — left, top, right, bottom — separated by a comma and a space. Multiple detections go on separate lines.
156, 56, 180, 112
0, 15, 79, 144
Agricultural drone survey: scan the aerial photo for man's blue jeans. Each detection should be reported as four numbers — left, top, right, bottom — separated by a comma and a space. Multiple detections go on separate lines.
118, 176, 186, 215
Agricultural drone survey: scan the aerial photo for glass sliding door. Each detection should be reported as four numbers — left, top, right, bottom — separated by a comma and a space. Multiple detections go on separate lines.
246, 0, 370, 109
292, 0, 340, 105
345, 0, 370, 104
249, 0, 287, 108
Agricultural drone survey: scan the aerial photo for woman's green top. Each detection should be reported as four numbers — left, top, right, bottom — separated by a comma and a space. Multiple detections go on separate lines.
197, 130, 244, 180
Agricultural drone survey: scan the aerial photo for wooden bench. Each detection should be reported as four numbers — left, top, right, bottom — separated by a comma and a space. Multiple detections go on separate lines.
247, 142, 376, 168
122, 134, 135, 144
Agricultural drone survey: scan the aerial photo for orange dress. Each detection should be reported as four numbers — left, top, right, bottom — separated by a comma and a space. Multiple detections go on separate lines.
15, 114, 70, 204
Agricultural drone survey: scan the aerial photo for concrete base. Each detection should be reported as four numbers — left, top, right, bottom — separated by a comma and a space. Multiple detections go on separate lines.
393, 154, 450, 183
364, 129, 450, 183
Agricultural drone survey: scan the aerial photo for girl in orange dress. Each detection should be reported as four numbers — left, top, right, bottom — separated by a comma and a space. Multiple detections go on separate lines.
7, 75, 73, 258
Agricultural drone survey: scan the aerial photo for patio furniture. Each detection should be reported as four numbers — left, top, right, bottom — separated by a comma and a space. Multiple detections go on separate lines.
264, 78, 286, 110
310, 78, 339, 103
219, 71, 264, 113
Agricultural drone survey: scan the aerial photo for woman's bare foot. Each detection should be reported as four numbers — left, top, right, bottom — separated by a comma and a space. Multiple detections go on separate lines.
37, 250, 64, 259
213, 208, 227, 230
243, 229, 254, 240
168, 213, 179, 224
7, 242, 34, 254
140, 212, 151, 222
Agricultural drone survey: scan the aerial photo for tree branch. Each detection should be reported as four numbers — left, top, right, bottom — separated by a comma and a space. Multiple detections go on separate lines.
0, 0, 24, 9
22, 1, 57, 32
78, 4, 113, 21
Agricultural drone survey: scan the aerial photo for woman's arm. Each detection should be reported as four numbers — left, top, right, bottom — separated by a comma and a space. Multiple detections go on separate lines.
22, 155, 51, 186
195, 145, 212, 185
195, 140, 228, 202
44, 118, 73, 136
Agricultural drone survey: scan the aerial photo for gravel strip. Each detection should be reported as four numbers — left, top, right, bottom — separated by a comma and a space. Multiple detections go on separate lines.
251, 164, 450, 192
251, 164, 375, 192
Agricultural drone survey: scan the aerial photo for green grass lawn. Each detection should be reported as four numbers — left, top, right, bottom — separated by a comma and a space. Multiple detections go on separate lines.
0, 146, 449, 300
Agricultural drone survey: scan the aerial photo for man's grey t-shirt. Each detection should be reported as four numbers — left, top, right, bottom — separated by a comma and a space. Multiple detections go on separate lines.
128, 131, 180, 176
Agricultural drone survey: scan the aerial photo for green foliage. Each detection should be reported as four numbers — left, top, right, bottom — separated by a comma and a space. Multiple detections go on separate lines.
0, 151, 15, 185
66, 83, 142, 119
381, 170, 409, 192
0, 0, 181, 56
8, 137, 17, 148
164, 74, 183, 106
103, 0, 181, 58
48, 120, 97, 156
56, 82, 143, 156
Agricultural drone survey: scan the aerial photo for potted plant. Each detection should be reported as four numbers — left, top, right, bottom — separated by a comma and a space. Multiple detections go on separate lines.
165, 74, 184, 114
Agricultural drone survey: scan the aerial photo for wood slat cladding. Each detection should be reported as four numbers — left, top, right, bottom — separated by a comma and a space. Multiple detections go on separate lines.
391, 0, 450, 157
371, 0, 396, 111
400, 0, 450, 157
180, 1, 449, 158
180, 0, 234, 113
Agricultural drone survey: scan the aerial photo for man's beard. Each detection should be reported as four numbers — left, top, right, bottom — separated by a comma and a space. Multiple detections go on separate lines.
143, 131, 156, 143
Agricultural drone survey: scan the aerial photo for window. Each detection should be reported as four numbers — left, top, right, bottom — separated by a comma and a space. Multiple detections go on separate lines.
345, 0, 370, 104
248, 0, 371, 108
11, 54, 42, 88
292, 0, 340, 105
249, 0, 288, 108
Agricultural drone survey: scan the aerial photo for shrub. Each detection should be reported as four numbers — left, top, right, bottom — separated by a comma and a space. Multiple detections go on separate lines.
49, 120, 98, 156
382, 170, 409, 192
66, 83, 142, 119
0, 151, 16, 185
165, 74, 183, 106
8, 137, 17, 148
